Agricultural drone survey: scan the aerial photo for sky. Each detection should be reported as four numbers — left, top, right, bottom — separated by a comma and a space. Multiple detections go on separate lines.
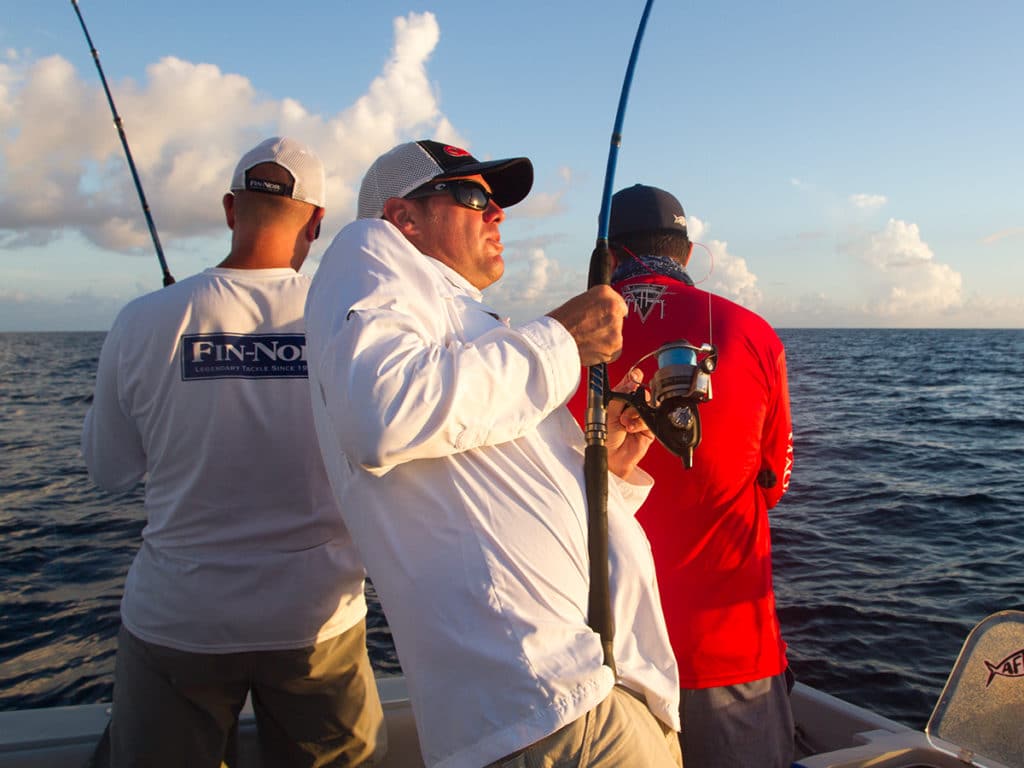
1, 0, 1022, 331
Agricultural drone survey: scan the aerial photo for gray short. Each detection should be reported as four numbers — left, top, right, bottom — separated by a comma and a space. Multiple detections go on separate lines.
679, 669, 795, 768
109, 623, 385, 767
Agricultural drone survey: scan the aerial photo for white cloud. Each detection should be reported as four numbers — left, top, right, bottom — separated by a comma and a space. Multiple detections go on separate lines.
683, 214, 984, 328
955, 294, 1024, 326
4, 15, 1017, 332
0, 286, 136, 331
849, 218, 962, 317
486, 213, 770, 325
484, 238, 585, 323
0, 12, 451, 251
981, 227, 1024, 245
762, 290, 1024, 329
687, 216, 763, 309
312, 11, 460, 207
515, 189, 567, 219
849, 193, 887, 210
509, 163, 572, 219
516, 249, 551, 302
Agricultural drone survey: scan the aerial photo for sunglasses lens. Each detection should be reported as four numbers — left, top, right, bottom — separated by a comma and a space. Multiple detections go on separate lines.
455, 184, 490, 210
407, 180, 494, 211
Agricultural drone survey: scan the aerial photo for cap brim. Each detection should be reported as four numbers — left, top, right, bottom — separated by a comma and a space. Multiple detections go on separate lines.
438, 157, 533, 209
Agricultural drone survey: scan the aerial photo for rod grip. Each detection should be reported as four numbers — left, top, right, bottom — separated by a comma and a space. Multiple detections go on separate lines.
588, 239, 612, 289
584, 443, 616, 673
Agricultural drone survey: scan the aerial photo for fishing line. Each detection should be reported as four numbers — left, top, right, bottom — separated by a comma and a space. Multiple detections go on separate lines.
692, 242, 715, 348
684, 241, 716, 349
70, 0, 175, 287
688, 241, 715, 285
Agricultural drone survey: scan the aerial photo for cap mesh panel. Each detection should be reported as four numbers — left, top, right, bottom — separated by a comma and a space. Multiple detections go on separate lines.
229, 137, 326, 208
357, 143, 443, 219
272, 145, 326, 207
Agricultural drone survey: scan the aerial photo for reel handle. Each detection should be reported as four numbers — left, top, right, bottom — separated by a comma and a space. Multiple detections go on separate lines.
607, 389, 701, 468
607, 339, 717, 468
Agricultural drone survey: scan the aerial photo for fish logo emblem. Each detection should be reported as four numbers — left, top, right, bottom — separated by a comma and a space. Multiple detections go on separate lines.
983, 647, 1024, 687
621, 283, 668, 323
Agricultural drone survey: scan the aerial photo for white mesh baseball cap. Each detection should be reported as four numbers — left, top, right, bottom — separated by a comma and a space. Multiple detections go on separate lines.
357, 140, 533, 219
230, 136, 326, 208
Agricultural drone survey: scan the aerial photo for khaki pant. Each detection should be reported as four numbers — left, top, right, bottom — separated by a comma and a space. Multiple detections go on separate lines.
486, 685, 682, 767
109, 623, 385, 767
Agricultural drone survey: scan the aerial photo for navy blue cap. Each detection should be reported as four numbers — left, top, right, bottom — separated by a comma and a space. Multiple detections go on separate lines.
610, 184, 687, 239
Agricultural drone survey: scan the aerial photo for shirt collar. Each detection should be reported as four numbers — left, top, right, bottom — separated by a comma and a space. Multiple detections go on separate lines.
612, 253, 693, 285
423, 255, 484, 299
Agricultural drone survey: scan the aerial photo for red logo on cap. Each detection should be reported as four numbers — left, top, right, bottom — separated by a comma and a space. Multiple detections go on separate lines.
443, 145, 471, 158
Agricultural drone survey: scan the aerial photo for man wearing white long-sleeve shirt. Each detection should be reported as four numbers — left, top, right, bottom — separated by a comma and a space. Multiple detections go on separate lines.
83, 137, 383, 767
305, 140, 681, 768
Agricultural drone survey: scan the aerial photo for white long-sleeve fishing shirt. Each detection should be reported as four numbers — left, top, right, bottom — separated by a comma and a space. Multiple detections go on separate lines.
305, 219, 679, 768
82, 268, 367, 653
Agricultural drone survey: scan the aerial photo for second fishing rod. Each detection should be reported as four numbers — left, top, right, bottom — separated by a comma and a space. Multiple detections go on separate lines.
71, 0, 174, 287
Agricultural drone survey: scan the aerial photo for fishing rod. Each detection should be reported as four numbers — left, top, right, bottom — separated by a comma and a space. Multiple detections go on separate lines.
584, 0, 656, 674
70, 0, 175, 287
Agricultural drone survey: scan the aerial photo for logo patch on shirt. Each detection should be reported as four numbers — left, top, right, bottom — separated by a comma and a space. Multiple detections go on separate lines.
621, 283, 668, 323
181, 334, 307, 380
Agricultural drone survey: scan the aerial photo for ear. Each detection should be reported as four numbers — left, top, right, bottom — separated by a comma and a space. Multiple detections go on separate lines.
223, 193, 236, 230
306, 206, 326, 243
382, 197, 421, 235
683, 241, 694, 266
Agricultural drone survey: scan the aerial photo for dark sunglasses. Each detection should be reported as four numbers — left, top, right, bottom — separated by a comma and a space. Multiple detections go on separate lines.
405, 179, 495, 211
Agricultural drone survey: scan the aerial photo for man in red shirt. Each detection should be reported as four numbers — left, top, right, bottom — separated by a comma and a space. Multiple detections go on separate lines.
571, 184, 795, 767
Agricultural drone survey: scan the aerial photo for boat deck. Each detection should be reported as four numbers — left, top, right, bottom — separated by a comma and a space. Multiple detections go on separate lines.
0, 679, 1007, 768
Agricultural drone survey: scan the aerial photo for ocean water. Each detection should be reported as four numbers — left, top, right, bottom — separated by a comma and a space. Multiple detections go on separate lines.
1, 329, 1022, 730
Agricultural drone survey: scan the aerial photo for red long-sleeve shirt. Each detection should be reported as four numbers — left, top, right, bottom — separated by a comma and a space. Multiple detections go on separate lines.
570, 268, 793, 688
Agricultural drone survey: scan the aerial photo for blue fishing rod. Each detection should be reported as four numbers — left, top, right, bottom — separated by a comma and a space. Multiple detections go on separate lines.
585, 0, 656, 674
71, 0, 175, 287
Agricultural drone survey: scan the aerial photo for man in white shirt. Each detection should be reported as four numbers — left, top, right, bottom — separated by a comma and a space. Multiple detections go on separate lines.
82, 137, 384, 767
305, 140, 681, 768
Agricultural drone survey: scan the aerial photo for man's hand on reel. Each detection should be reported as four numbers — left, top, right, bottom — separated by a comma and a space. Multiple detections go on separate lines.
605, 368, 654, 480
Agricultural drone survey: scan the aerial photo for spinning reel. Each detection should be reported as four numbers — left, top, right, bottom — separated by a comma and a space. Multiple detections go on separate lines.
608, 340, 717, 468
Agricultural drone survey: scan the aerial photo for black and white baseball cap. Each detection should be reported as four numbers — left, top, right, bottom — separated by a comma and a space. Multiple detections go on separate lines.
230, 136, 326, 208
357, 140, 533, 219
